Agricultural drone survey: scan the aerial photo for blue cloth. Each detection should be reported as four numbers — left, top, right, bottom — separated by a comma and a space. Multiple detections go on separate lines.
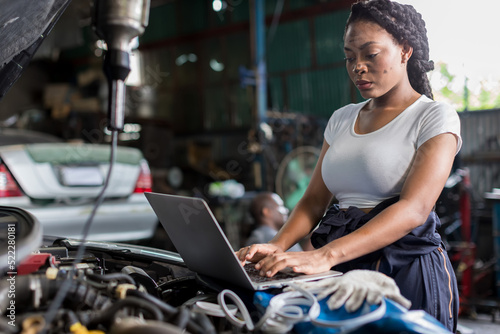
310, 197, 459, 333
254, 292, 453, 334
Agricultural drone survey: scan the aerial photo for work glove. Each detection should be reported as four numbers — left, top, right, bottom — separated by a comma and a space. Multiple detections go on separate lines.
287, 270, 411, 312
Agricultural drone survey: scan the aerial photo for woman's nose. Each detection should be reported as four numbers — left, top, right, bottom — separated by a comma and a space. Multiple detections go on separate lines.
353, 62, 366, 74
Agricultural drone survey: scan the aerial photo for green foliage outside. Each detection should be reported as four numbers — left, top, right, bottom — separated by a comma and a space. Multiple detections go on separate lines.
431, 62, 500, 111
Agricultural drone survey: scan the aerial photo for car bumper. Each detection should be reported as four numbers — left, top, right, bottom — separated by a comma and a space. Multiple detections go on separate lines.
0, 194, 158, 242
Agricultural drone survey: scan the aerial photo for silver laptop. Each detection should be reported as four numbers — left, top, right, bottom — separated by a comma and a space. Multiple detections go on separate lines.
145, 192, 341, 290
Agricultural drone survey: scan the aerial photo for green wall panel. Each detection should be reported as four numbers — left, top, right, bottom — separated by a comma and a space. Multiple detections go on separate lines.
267, 20, 311, 73
269, 76, 284, 111
178, 89, 203, 132
156, 91, 175, 120
288, 0, 314, 11
265, 0, 279, 16
141, 47, 173, 89
225, 32, 250, 81
205, 86, 230, 130
231, 2, 250, 23
229, 84, 253, 128
61, 26, 94, 59
207, 2, 233, 27
140, 3, 177, 44
172, 43, 199, 87
231, 0, 278, 21
311, 67, 352, 117
180, 0, 208, 34
203, 38, 224, 84
287, 67, 351, 118
314, 10, 350, 65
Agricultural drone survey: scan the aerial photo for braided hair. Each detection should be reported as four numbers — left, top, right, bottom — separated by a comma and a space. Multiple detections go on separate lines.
346, 0, 434, 99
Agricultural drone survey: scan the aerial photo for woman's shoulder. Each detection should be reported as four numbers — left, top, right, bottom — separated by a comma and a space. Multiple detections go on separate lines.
414, 96, 462, 153
407, 95, 460, 126
330, 100, 368, 120
416, 95, 458, 116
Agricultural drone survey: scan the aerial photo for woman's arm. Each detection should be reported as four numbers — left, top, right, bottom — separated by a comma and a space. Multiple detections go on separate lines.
237, 140, 333, 262
270, 140, 334, 250
255, 132, 458, 276
323, 132, 458, 264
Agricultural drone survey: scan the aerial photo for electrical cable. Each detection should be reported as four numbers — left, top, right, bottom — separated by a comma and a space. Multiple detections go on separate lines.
192, 301, 238, 317
191, 285, 386, 333
255, 282, 387, 333
254, 283, 319, 333
190, 287, 316, 333
41, 130, 119, 333
217, 289, 255, 331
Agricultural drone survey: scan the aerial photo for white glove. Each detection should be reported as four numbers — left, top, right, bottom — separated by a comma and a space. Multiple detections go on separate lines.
287, 270, 411, 313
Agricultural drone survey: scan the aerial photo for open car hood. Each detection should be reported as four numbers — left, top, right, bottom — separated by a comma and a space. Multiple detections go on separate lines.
0, 0, 71, 101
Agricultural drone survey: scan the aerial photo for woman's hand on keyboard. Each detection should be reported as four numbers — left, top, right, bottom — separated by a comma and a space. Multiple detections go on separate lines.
236, 243, 283, 266
253, 248, 334, 278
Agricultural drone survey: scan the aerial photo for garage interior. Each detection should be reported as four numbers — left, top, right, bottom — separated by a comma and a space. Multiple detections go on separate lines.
1, 0, 500, 333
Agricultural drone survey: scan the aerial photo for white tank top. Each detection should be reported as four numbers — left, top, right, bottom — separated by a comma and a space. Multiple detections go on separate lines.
321, 95, 462, 209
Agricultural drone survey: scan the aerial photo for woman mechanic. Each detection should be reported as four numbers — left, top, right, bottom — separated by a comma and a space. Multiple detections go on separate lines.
236, 0, 461, 331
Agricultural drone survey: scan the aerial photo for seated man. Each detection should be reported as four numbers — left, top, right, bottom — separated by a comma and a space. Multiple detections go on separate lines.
245, 192, 303, 252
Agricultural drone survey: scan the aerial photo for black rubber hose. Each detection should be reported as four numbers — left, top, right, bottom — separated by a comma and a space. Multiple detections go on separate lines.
126, 289, 177, 315
87, 296, 163, 328
126, 289, 216, 334
170, 306, 190, 328
86, 273, 135, 285
187, 312, 217, 334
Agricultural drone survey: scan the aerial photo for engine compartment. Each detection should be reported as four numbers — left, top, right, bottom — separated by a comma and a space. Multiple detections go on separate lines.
1, 238, 258, 334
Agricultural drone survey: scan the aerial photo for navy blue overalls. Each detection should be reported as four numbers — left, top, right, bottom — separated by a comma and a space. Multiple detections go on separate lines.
311, 196, 459, 333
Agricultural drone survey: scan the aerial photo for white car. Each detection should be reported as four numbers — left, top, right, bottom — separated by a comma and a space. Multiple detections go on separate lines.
0, 128, 158, 242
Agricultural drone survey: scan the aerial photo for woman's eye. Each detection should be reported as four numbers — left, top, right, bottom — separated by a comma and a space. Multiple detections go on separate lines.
344, 57, 354, 62
367, 53, 378, 59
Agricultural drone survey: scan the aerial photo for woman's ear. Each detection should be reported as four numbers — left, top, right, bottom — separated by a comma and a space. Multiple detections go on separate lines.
401, 41, 413, 64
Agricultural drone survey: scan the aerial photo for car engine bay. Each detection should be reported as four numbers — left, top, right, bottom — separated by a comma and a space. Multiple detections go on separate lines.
1, 232, 262, 334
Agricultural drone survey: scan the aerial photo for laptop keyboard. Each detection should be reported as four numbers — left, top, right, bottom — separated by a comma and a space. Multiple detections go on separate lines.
244, 263, 301, 283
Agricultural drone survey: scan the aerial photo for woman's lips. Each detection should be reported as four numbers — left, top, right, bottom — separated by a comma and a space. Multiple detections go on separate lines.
356, 80, 372, 90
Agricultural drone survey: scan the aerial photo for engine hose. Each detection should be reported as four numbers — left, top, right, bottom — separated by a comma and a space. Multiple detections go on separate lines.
170, 306, 190, 328
86, 273, 135, 285
126, 289, 216, 334
186, 312, 217, 334
126, 289, 177, 315
11, 275, 109, 312
66, 280, 112, 311
77, 276, 108, 290
64, 309, 79, 325
87, 296, 163, 328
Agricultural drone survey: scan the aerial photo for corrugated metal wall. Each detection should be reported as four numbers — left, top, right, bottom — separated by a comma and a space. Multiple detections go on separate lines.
267, 10, 357, 117
130, 1, 358, 135
63, 1, 357, 136
459, 109, 500, 200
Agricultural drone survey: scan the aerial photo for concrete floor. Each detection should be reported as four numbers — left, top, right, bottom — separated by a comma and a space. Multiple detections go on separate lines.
458, 313, 500, 334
